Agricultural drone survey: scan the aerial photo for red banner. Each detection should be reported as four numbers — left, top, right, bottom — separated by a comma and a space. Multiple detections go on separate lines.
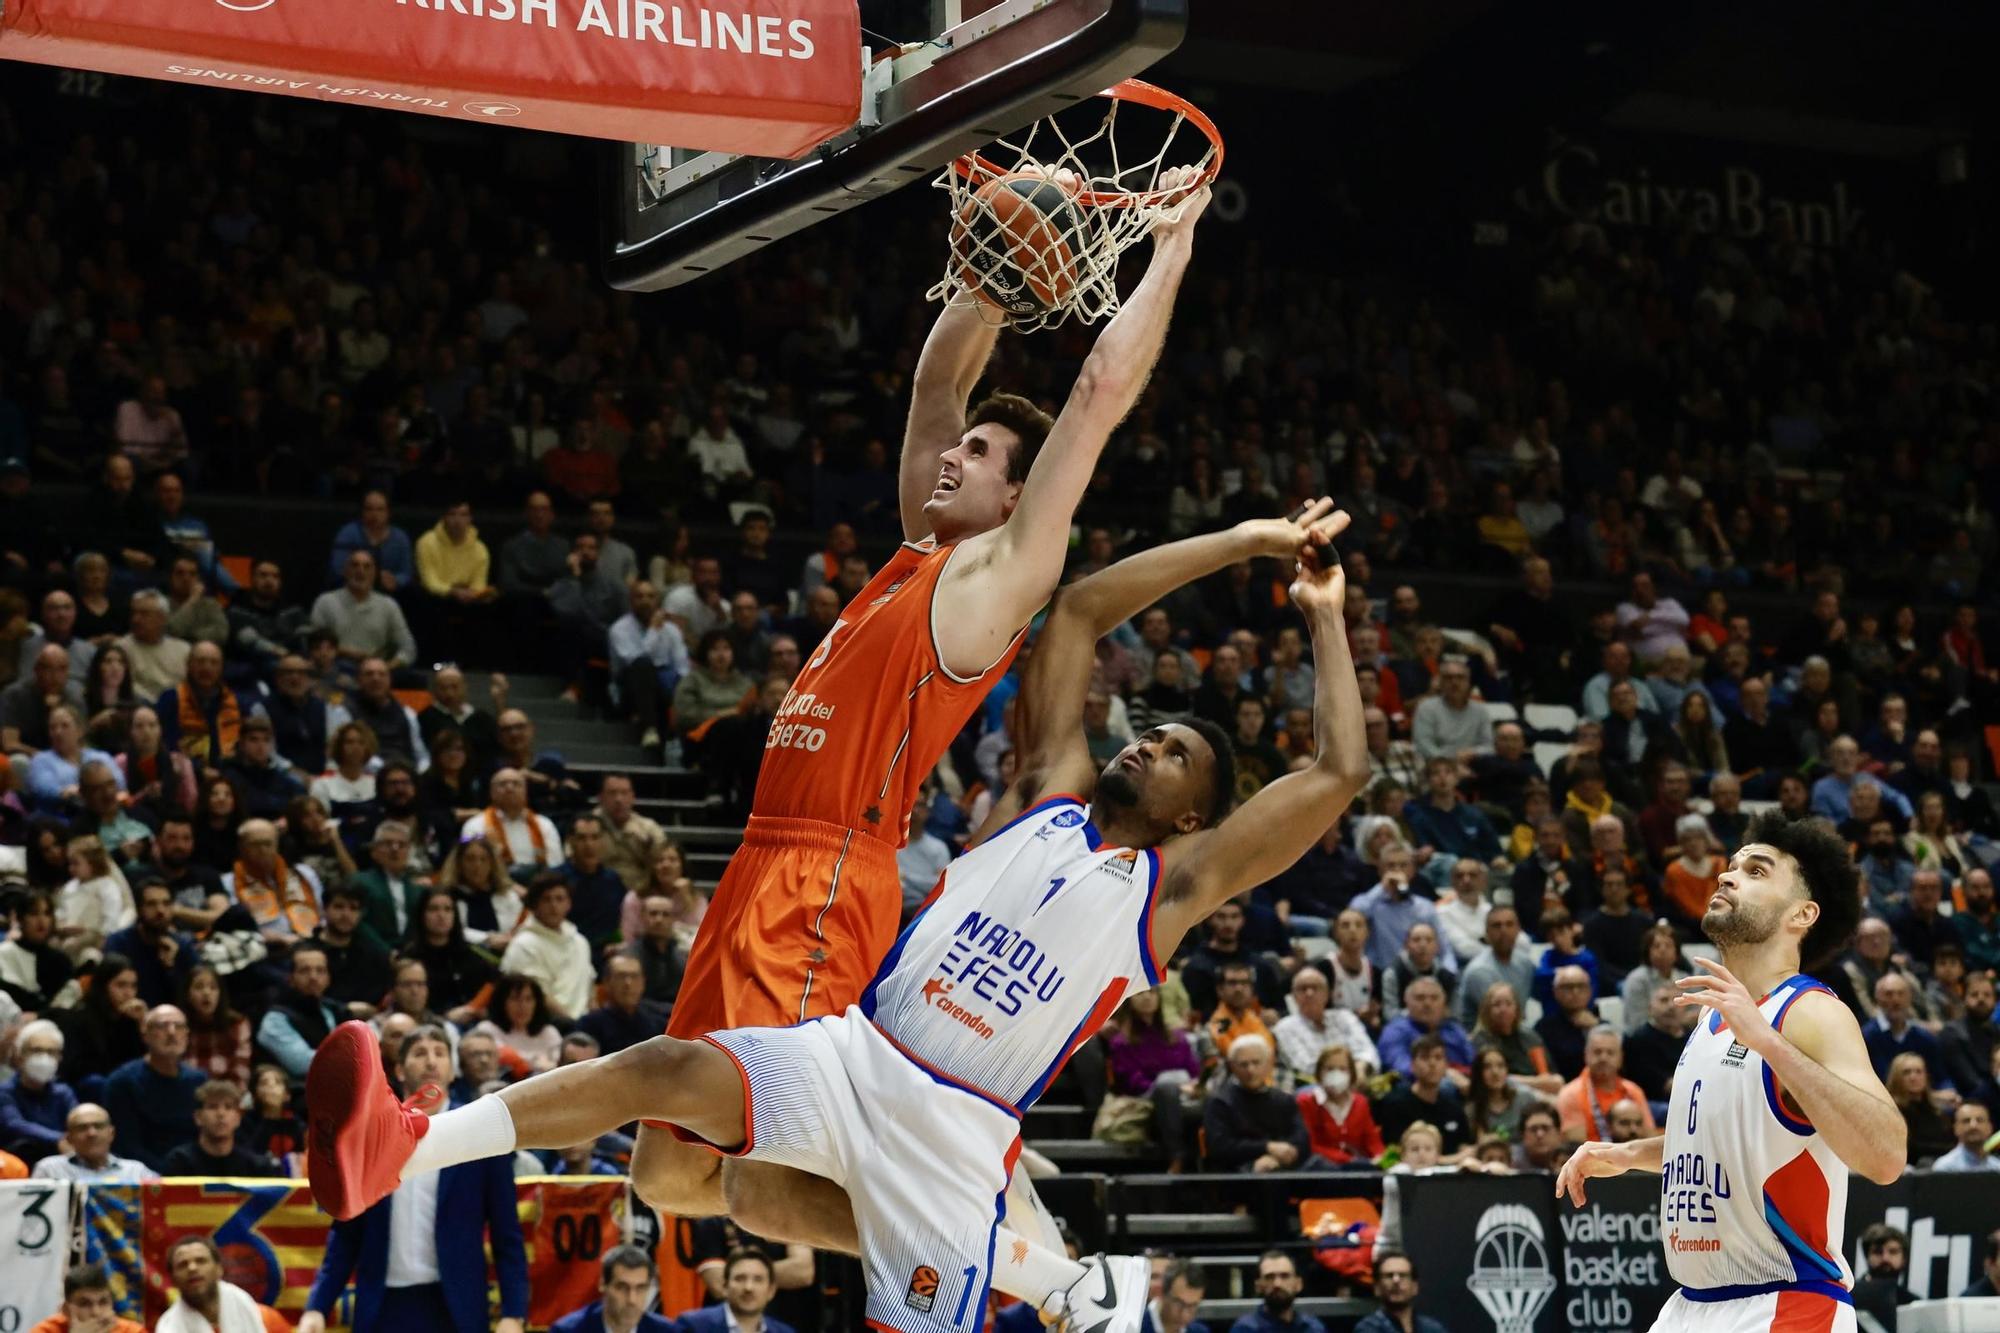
521, 1176, 628, 1326
130, 1176, 626, 1330
0, 0, 860, 158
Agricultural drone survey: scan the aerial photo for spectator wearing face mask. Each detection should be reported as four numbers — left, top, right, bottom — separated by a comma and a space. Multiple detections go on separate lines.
1296, 1045, 1383, 1167
1, 1020, 77, 1163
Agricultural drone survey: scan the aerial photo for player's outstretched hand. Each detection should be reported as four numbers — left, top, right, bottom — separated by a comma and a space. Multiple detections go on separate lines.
1287, 513, 1350, 614
1674, 957, 1777, 1053
1555, 1138, 1630, 1208
1236, 497, 1349, 561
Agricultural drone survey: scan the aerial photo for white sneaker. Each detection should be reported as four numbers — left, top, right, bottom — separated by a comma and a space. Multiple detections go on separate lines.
1041, 1254, 1149, 1333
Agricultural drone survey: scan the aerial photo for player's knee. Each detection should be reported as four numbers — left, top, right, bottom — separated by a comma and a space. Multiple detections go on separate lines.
630, 1125, 723, 1216
604, 1034, 700, 1088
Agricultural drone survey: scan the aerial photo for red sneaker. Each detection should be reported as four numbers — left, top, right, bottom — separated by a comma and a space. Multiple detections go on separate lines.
306, 1021, 430, 1220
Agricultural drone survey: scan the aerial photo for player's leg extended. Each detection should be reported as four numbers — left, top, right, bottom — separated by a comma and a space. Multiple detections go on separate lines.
307, 1023, 746, 1219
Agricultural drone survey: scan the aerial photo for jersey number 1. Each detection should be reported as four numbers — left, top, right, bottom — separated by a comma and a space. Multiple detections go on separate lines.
953, 1265, 979, 1325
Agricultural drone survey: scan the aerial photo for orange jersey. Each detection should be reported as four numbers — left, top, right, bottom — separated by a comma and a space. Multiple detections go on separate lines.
663, 817, 898, 1038
752, 538, 1021, 848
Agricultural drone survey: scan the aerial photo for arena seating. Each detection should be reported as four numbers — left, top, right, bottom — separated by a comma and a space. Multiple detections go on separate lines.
3, 65, 1999, 1333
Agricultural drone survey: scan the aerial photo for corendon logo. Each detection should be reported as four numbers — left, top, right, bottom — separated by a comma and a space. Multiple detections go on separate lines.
1667, 1229, 1721, 1254
919, 978, 994, 1039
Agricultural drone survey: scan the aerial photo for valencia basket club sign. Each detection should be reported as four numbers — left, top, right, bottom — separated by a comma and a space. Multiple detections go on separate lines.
0, 0, 860, 158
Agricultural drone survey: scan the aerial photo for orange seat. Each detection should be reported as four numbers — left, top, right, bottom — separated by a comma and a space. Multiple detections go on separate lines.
220, 554, 255, 588
393, 689, 433, 713
1300, 1197, 1380, 1234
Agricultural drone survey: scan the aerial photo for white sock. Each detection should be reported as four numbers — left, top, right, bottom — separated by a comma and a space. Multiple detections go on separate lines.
988, 1227, 1089, 1309
400, 1095, 517, 1180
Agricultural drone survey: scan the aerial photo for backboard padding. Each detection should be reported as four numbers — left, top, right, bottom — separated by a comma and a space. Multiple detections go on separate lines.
603, 0, 1186, 291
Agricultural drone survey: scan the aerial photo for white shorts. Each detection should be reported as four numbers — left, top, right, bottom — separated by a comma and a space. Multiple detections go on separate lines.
1648, 1287, 1856, 1333
697, 1006, 1023, 1333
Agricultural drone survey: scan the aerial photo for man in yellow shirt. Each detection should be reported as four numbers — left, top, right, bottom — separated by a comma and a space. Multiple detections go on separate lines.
415, 500, 496, 601
415, 499, 499, 655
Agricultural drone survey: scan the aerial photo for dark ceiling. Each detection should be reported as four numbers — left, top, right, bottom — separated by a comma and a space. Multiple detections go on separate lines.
1159, 0, 1997, 158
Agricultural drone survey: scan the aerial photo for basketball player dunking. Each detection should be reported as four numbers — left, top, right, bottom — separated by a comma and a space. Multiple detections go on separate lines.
305, 507, 1365, 1332
311, 171, 1212, 1291
1557, 817, 1903, 1333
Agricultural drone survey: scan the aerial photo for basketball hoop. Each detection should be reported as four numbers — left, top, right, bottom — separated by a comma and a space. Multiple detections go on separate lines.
927, 79, 1224, 333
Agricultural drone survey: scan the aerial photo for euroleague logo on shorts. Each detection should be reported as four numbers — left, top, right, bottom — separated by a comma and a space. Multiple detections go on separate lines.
905, 1264, 941, 1313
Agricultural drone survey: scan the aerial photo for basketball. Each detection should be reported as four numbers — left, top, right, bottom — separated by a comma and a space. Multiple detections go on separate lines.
950, 171, 1084, 319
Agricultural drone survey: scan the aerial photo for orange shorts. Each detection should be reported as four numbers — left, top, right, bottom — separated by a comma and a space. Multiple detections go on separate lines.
664, 815, 902, 1039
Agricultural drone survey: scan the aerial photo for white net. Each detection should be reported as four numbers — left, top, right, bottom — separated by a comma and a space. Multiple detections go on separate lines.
925, 79, 1221, 333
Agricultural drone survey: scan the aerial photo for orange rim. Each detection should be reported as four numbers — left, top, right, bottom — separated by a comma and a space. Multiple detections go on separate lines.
951, 77, 1224, 209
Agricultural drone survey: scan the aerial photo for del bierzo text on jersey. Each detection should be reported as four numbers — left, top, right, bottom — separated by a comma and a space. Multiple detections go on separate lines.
393, 0, 819, 59
766, 688, 836, 753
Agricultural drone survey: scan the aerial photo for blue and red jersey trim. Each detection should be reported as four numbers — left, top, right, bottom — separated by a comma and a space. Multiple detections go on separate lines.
1680, 1279, 1851, 1306
1763, 976, 1833, 1136
1137, 847, 1165, 987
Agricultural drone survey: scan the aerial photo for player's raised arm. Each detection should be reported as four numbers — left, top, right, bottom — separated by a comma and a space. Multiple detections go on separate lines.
901, 302, 1003, 542
1148, 536, 1371, 957
978, 503, 1344, 843
942, 177, 1211, 635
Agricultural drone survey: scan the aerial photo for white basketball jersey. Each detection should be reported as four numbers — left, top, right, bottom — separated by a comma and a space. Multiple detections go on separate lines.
859, 794, 1162, 1112
1661, 973, 1853, 1299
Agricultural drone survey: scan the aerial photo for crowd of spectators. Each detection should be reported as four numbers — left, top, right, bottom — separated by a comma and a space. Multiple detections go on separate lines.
3, 73, 2000, 1329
